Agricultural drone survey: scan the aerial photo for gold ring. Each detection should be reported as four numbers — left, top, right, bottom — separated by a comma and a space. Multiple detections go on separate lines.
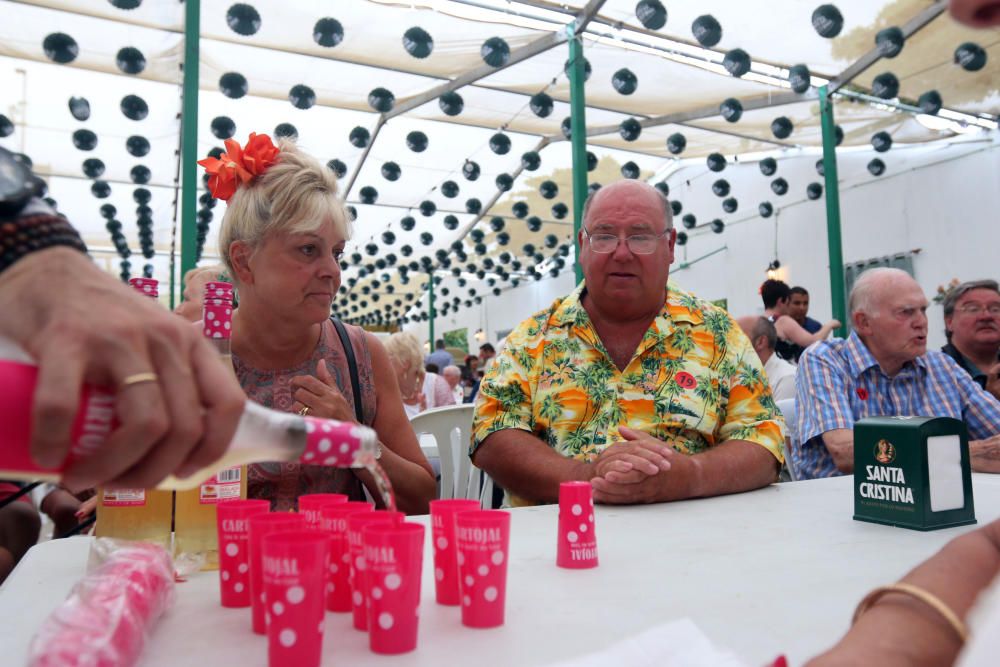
120, 372, 158, 389
299, 406, 311, 417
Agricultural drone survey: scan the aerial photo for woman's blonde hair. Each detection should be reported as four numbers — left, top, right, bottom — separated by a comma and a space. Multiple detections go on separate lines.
384, 332, 424, 373
218, 139, 351, 279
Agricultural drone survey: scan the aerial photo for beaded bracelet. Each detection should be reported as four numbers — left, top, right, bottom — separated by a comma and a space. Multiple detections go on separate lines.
0, 212, 88, 275
852, 582, 968, 643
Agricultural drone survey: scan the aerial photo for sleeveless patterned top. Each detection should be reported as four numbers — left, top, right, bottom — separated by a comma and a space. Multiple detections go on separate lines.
234, 319, 377, 511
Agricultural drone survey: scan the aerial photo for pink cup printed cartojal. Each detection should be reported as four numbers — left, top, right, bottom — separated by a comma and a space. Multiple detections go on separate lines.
262, 531, 329, 667
429, 498, 480, 605
455, 510, 511, 629
362, 522, 425, 655
557, 481, 598, 569
347, 511, 403, 631
216, 499, 270, 607
319, 501, 375, 612
297, 493, 348, 530
249, 512, 306, 634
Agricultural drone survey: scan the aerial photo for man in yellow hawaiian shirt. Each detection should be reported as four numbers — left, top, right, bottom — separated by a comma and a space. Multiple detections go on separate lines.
471, 180, 784, 506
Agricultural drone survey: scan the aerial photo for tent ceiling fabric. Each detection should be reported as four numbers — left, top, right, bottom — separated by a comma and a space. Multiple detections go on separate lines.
1, 0, 996, 325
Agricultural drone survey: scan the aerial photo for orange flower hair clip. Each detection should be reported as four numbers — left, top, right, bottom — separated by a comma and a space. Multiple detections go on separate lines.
197, 132, 280, 201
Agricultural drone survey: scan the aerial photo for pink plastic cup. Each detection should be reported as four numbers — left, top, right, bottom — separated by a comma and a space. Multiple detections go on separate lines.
319, 501, 375, 612
249, 513, 306, 634
298, 493, 349, 529
216, 499, 270, 607
362, 522, 426, 654
455, 510, 511, 629
557, 481, 598, 569
262, 531, 329, 667
347, 510, 403, 630
429, 498, 481, 605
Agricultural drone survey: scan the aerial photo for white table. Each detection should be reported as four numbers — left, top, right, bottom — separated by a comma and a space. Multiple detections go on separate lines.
2, 475, 997, 666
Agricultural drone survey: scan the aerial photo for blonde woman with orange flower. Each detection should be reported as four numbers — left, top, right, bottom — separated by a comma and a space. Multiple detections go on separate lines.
200, 135, 436, 514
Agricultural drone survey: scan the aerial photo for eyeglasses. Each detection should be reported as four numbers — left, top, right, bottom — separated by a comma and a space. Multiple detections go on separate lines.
583, 228, 669, 255
957, 304, 1000, 316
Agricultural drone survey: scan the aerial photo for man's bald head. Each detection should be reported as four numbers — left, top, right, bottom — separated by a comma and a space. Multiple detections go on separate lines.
581, 180, 673, 232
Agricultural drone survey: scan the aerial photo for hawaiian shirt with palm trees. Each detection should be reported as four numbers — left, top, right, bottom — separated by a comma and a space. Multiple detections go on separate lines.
472, 281, 785, 470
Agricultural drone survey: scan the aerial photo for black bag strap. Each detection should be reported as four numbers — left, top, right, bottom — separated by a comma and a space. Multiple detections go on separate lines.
330, 316, 364, 424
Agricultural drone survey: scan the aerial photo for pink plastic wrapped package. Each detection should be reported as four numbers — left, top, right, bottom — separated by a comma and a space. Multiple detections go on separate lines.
28, 539, 176, 667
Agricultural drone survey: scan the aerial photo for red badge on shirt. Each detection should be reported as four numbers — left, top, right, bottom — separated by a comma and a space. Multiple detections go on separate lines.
675, 372, 697, 389
856, 387, 869, 400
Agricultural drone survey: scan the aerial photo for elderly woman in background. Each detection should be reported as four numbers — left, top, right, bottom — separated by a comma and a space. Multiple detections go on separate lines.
205, 134, 435, 514
385, 332, 455, 417
174, 263, 231, 322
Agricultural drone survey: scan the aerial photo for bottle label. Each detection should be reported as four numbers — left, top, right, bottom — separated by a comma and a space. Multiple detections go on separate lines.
102, 488, 147, 507
199, 466, 242, 504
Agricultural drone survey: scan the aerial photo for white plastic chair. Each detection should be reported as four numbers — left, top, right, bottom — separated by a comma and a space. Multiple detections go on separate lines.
409, 404, 493, 506
776, 398, 798, 482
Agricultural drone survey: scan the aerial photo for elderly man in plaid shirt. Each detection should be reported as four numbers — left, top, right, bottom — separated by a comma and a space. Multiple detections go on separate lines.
793, 268, 1000, 480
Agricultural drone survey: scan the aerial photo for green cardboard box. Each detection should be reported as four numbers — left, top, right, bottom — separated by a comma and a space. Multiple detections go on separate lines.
853, 416, 976, 531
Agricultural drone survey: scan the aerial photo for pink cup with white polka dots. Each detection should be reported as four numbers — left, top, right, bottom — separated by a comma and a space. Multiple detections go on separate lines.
319, 501, 375, 612
216, 499, 270, 607
298, 493, 349, 529
361, 522, 425, 654
557, 481, 598, 569
262, 531, 329, 667
429, 498, 481, 605
347, 510, 403, 631
455, 510, 511, 629
249, 513, 306, 634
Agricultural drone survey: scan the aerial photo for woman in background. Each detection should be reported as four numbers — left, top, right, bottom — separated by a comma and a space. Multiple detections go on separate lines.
385, 332, 455, 417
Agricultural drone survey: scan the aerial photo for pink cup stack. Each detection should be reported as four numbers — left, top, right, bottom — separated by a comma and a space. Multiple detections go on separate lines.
454, 510, 511, 629
557, 481, 599, 569
319, 501, 375, 612
347, 511, 403, 630
297, 493, 348, 530
248, 512, 306, 634
361, 522, 425, 654
216, 499, 270, 607
430, 499, 481, 605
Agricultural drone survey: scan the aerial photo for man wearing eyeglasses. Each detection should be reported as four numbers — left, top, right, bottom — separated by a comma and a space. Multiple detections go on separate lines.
471, 180, 784, 506
941, 280, 1000, 400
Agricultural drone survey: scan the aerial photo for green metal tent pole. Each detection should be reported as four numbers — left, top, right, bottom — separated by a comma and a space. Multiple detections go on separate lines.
176, 0, 201, 310
428, 272, 435, 346
567, 23, 588, 284
818, 85, 847, 337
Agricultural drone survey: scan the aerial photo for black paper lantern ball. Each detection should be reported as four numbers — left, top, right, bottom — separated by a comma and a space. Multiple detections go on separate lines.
560, 116, 572, 140
116, 47, 146, 75
789, 64, 812, 94
875, 27, 905, 58
564, 56, 592, 81
496, 173, 514, 192
211, 116, 236, 139
619, 117, 642, 141
667, 133, 687, 155
133, 187, 152, 205
346, 205, 357, 221
82, 158, 105, 178
918, 90, 943, 115
327, 159, 347, 178
120, 95, 148, 121
443, 215, 459, 230
289, 84, 316, 110
806, 182, 824, 200
489, 132, 511, 155
815, 159, 825, 177
521, 151, 541, 171
682, 213, 696, 229
621, 161, 640, 179
68, 97, 90, 121
588, 183, 602, 196
543, 233, 559, 249
720, 98, 743, 123
551, 203, 568, 219
490, 216, 506, 232
636, 0, 668, 29
462, 160, 480, 181
349, 126, 371, 148
771, 116, 794, 139
419, 200, 436, 216
676, 231, 688, 246
72, 129, 98, 151
497, 231, 511, 245
227, 3, 261, 35
771, 178, 789, 196
655, 182, 669, 197
671, 200, 682, 216
364, 243, 378, 256
527, 216, 543, 233
539, 180, 559, 199
706, 153, 727, 172
587, 151, 598, 172
759, 202, 774, 218
872, 72, 900, 99
710, 219, 725, 234
219, 72, 248, 99
612, 68, 639, 95
402, 131, 428, 153
110, 0, 142, 9
43, 33, 79, 64
402, 27, 433, 58
274, 123, 297, 140
368, 87, 395, 113
126, 135, 150, 157
379, 161, 401, 182
835, 124, 844, 146
481, 37, 510, 67
466, 198, 482, 214
722, 197, 738, 213
691, 15, 722, 47
420, 232, 434, 246
207, 147, 225, 160
811, 4, 844, 38
867, 158, 886, 176
0, 115, 13, 138
759, 157, 778, 176
314, 17, 344, 48
871, 131, 893, 152
439, 91, 464, 116
529, 92, 554, 118
359, 186, 378, 204
712, 179, 730, 197
130, 165, 151, 184
955, 42, 987, 71
723, 49, 751, 77
400, 216, 416, 231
